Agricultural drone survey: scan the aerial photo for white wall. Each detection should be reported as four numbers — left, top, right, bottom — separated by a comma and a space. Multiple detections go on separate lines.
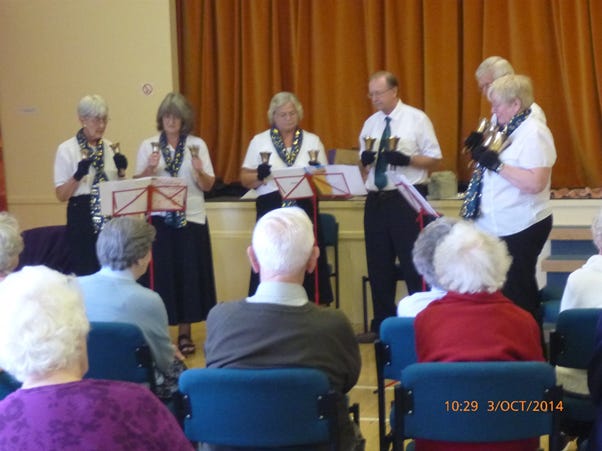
0, 0, 177, 229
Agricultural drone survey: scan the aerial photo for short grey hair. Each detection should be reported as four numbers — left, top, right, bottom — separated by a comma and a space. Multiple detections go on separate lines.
77, 94, 108, 119
592, 209, 602, 251
412, 217, 458, 288
0, 212, 23, 276
369, 70, 399, 89
267, 92, 304, 124
96, 216, 156, 270
475, 56, 515, 83
156, 92, 194, 135
252, 207, 314, 275
0, 266, 90, 382
434, 221, 511, 294
488, 74, 534, 113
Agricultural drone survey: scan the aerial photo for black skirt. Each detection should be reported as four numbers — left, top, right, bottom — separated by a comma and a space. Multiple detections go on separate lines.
141, 216, 217, 325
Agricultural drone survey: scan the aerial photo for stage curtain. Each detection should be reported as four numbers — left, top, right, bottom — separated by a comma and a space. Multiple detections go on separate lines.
0, 128, 6, 211
176, 0, 602, 188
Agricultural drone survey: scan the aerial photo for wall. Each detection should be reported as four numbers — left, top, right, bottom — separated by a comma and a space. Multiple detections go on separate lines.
0, 0, 177, 229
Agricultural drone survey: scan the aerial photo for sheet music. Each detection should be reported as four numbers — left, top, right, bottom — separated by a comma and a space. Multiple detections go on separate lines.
99, 177, 187, 216
309, 165, 367, 197
390, 172, 439, 217
271, 167, 315, 199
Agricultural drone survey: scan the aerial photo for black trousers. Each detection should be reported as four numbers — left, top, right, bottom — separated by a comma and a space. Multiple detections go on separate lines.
66, 195, 99, 276
364, 188, 428, 333
501, 214, 553, 321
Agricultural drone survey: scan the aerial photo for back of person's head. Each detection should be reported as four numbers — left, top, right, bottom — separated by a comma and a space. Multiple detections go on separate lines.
77, 94, 108, 119
252, 207, 314, 276
434, 221, 511, 294
592, 209, 602, 252
412, 217, 458, 288
0, 212, 23, 277
488, 74, 534, 110
475, 56, 515, 82
0, 266, 89, 382
96, 216, 156, 270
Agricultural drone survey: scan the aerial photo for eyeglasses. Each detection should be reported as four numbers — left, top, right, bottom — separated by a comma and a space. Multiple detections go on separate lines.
367, 87, 394, 99
87, 116, 109, 125
275, 111, 298, 119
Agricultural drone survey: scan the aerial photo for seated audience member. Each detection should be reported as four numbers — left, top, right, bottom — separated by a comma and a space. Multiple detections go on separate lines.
397, 217, 457, 317
78, 216, 185, 401
414, 221, 543, 451
204, 207, 363, 451
556, 209, 602, 397
0, 266, 193, 451
0, 212, 23, 281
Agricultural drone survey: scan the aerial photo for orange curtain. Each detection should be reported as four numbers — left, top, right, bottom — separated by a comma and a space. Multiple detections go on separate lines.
176, 0, 602, 188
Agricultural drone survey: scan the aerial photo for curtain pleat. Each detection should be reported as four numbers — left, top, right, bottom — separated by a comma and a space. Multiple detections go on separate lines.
175, 0, 602, 188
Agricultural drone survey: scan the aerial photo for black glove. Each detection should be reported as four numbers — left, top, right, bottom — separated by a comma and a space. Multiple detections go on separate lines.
464, 131, 484, 150
470, 144, 487, 162
113, 153, 128, 171
478, 150, 503, 172
257, 163, 271, 181
73, 158, 92, 181
360, 151, 376, 167
382, 150, 411, 167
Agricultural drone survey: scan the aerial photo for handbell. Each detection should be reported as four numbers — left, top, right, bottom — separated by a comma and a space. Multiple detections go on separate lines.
109, 142, 121, 154
308, 149, 319, 164
386, 136, 400, 151
259, 151, 272, 164
489, 131, 508, 152
151, 142, 160, 154
363, 136, 376, 152
476, 117, 489, 133
188, 145, 200, 158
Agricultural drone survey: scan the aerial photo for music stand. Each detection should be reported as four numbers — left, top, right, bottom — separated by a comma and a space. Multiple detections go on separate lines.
310, 164, 367, 198
390, 172, 439, 224
99, 177, 187, 289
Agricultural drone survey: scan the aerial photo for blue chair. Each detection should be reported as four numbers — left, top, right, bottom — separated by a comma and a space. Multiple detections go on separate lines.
375, 317, 417, 451
549, 308, 602, 438
177, 367, 340, 449
0, 371, 21, 400
85, 321, 156, 393
393, 361, 562, 451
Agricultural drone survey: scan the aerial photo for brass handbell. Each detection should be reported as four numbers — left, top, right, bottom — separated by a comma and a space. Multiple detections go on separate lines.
188, 145, 200, 158
363, 136, 377, 152
386, 136, 400, 151
110, 142, 121, 154
151, 142, 160, 154
489, 131, 508, 153
476, 117, 489, 133
259, 151, 272, 164
308, 149, 319, 164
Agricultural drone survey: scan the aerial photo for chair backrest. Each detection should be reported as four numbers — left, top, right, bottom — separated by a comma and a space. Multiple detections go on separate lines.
394, 361, 562, 450
0, 371, 21, 401
85, 321, 156, 392
17, 225, 74, 274
177, 367, 339, 449
319, 213, 339, 248
375, 317, 417, 451
549, 308, 602, 369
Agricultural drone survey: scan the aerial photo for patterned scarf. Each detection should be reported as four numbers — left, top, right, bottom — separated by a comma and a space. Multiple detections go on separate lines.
460, 108, 531, 220
270, 126, 304, 206
76, 128, 108, 233
159, 132, 187, 228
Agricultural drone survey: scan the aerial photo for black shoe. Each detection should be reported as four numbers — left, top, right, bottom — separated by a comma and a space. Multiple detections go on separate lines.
356, 331, 378, 344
